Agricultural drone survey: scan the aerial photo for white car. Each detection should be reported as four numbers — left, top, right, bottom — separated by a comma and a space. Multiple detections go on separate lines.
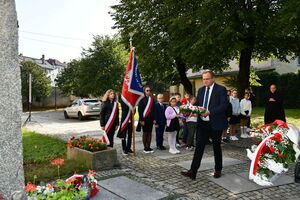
64, 99, 101, 120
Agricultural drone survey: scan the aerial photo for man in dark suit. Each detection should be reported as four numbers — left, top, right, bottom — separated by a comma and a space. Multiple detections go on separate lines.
181, 70, 229, 179
154, 94, 167, 150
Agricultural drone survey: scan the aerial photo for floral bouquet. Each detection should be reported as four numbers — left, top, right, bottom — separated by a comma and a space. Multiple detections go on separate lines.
247, 120, 299, 186
179, 104, 206, 117
68, 136, 107, 152
26, 170, 99, 200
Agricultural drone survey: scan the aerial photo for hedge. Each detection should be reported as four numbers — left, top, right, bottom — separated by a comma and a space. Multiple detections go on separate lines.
253, 70, 300, 109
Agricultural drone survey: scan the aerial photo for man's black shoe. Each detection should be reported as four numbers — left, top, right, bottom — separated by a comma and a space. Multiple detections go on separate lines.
181, 170, 196, 180
213, 171, 222, 178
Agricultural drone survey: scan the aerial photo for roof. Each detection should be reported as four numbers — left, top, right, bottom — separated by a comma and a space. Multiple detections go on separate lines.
186, 59, 275, 79
19, 55, 67, 70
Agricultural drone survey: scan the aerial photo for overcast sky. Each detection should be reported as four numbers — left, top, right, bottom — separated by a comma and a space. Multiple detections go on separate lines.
16, 0, 119, 62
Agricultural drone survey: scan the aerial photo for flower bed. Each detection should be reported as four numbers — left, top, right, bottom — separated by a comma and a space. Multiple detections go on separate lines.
67, 136, 119, 170
247, 120, 299, 186
68, 136, 107, 152
26, 158, 99, 200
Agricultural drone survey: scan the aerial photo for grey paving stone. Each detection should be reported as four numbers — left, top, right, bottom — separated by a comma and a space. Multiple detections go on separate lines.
98, 176, 168, 200
238, 172, 294, 187
153, 147, 194, 159
207, 172, 294, 194
91, 186, 124, 200
176, 156, 244, 171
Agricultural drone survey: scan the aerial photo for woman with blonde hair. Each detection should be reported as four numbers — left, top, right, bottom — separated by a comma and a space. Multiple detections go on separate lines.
100, 89, 119, 147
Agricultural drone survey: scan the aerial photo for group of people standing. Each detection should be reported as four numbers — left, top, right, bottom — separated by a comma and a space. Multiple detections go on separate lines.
221, 84, 286, 143
221, 88, 254, 142
99, 70, 287, 181
98, 85, 198, 155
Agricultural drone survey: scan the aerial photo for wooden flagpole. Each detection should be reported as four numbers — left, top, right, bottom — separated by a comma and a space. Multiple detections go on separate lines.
129, 32, 136, 156
132, 110, 136, 156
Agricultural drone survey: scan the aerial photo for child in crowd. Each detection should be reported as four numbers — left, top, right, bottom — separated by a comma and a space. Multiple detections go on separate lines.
186, 96, 198, 150
240, 93, 252, 138
229, 89, 241, 141
165, 97, 181, 154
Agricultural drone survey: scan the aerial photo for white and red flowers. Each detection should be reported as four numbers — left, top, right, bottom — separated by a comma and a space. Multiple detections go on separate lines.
179, 105, 206, 117
26, 171, 99, 199
247, 120, 299, 186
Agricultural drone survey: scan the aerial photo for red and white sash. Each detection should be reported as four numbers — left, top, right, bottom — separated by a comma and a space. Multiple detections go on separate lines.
249, 134, 274, 179
143, 97, 153, 119
101, 102, 118, 145
120, 111, 132, 133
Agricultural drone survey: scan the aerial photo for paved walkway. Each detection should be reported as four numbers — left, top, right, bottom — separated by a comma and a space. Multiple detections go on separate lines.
23, 111, 300, 200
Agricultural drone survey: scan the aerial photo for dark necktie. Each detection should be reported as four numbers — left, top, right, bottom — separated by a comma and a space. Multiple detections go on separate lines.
203, 87, 210, 109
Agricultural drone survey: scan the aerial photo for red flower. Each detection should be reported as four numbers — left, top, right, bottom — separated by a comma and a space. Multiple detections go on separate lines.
269, 147, 276, 153
271, 120, 289, 129
25, 182, 37, 193
261, 146, 270, 154
88, 170, 96, 176
88, 182, 99, 197
51, 158, 64, 166
278, 154, 284, 157
270, 133, 283, 142
256, 140, 262, 145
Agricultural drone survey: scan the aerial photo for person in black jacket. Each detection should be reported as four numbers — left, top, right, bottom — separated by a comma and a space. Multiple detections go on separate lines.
117, 97, 134, 155
154, 94, 167, 150
181, 70, 229, 180
100, 89, 119, 147
264, 84, 286, 124
138, 86, 156, 153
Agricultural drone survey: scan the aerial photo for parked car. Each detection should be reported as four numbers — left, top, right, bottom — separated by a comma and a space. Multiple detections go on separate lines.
64, 99, 102, 120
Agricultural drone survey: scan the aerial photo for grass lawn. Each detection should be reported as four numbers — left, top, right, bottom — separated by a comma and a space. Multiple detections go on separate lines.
251, 107, 300, 128
22, 129, 89, 183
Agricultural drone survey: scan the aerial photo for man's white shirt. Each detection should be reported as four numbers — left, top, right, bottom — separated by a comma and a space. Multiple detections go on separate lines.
201, 83, 215, 121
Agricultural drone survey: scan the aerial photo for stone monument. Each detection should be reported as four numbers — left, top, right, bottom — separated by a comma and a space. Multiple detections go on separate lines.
0, 0, 25, 199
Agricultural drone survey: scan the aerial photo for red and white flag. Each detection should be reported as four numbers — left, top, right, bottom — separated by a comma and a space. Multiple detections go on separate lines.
119, 48, 144, 133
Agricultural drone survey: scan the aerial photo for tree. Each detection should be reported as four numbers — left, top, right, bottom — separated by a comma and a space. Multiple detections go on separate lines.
111, 0, 300, 95
56, 35, 128, 97
192, 0, 298, 94
111, 0, 193, 94
20, 60, 52, 105
224, 70, 262, 92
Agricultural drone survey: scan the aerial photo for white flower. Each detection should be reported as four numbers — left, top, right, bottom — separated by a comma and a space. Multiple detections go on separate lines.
251, 145, 258, 152
264, 159, 288, 174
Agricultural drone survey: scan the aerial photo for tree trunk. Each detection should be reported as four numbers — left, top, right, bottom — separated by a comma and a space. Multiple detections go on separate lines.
175, 57, 193, 95
238, 38, 254, 97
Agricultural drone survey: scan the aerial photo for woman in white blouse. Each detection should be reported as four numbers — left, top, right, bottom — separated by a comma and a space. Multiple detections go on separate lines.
240, 93, 252, 138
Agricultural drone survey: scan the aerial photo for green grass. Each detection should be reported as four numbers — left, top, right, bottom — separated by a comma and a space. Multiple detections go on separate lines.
23, 129, 89, 183
251, 107, 300, 128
